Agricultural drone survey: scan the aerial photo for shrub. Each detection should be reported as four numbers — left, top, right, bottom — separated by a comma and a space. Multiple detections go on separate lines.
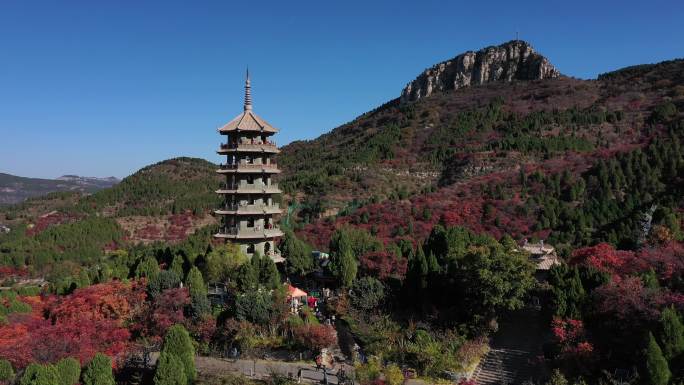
383, 364, 404, 385
355, 357, 382, 385
81, 353, 115, 385
153, 352, 187, 385
19, 363, 59, 385
55, 357, 81, 385
658, 306, 684, 361
645, 332, 671, 385
0, 359, 14, 382
161, 324, 196, 384
291, 324, 337, 350
350, 277, 385, 310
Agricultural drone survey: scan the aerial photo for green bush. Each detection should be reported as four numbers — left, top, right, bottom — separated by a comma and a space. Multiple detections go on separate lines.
81, 353, 115, 385
0, 359, 14, 381
153, 352, 187, 385
161, 325, 196, 384
19, 363, 60, 385
645, 332, 671, 385
55, 357, 81, 385
350, 277, 385, 310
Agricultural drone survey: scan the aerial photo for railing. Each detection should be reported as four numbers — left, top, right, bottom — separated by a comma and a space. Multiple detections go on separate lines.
219, 182, 279, 191
219, 162, 279, 170
222, 225, 281, 235
219, 203, 281, 212
220, 141, 277, 150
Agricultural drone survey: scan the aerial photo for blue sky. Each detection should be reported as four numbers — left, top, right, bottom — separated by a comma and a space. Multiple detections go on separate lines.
1, 0, 682, 179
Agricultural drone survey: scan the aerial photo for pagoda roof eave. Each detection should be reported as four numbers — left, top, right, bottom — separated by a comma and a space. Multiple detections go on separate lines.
218, 110, 279, 133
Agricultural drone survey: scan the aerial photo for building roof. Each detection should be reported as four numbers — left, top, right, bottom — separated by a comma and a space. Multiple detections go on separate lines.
218, 70, 279, 134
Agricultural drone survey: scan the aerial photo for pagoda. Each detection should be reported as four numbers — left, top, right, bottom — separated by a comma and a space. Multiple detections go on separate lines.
214, 71, 284, 262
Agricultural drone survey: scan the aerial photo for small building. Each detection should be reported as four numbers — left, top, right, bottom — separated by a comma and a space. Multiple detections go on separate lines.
521, 239, 561, 271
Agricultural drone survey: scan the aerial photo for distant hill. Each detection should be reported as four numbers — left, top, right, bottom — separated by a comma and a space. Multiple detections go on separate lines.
0, 173, 119, 205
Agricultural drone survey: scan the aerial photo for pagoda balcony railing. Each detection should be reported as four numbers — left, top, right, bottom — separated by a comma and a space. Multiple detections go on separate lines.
220, 162, 279, 170
222, 224, 281, 235
219, 182, 279, 191
220, 141, 277, 150
220, 203, 281, 212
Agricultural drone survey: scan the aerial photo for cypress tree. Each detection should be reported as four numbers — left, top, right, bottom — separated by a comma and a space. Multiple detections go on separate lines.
186, 266, 210, 317
153, 352, 187, 385
19, 363, 60, 385
659, 306, 684, 361
258, 254, 281, 289
645, 332, 671, 385
161, 324, 196, 384
0, 359, 13, 382
82, 353, 115, 385
415, 246, 429, 290
170, 254, 185, 279
55, 357, 81, 385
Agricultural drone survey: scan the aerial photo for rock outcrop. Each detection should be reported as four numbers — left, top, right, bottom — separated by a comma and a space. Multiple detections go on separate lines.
401, 40, 561, 102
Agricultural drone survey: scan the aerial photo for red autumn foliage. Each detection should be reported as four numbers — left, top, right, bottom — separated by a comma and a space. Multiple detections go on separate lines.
132, 287, 190, 341
26, 211, 70, 236
47, 280, 147, 324
0, 281, 147, 369
552, 317, 594, 359
572, 241, 684, 281
0, 266, 28, 279
592, 277, 684, 324
187, 315, 218, 345
359, 252, 408, 281
570, 243, 633, 275
292, 324, 337, 350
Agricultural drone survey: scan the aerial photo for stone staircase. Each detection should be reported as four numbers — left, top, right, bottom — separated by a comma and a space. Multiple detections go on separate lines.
472, 348, 537, 385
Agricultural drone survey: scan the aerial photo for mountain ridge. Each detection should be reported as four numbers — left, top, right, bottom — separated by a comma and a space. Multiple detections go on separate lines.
400, 40, 561, 102
0, 172, 120, 206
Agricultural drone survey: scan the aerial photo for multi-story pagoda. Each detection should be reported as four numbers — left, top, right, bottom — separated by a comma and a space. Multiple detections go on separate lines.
214, 71, 284, 261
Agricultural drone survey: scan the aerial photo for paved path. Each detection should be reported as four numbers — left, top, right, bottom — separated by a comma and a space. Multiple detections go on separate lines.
196, 356, 349, 384
150, 353, 351, 384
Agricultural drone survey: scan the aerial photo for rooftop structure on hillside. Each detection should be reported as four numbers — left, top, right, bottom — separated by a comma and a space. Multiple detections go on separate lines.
520, 239, 561, 270
213, 71, 284, 262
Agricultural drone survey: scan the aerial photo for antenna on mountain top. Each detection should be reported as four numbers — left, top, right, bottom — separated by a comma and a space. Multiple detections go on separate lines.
515, 29, 519, 42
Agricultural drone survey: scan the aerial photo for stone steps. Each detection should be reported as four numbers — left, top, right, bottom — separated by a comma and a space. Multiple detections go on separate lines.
472, 348, 537, 385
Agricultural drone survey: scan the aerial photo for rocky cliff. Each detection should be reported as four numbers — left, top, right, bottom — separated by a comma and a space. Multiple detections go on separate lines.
401, 40, 561, 102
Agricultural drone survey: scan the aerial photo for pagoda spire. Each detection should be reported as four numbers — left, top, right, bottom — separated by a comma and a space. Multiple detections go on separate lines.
244, 68, 252, 111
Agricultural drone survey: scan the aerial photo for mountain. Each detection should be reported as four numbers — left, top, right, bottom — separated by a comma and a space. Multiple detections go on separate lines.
0, 173, 119, 205
400, 40, 561, 102
277, 44, 684, 250
1, 41, 682, 254
279, 41, 598, 216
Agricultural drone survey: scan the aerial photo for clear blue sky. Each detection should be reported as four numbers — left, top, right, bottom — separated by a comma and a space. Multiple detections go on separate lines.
1, 0, 682, 179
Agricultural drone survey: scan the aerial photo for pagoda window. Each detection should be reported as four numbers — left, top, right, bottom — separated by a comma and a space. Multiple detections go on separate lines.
247, 244, 255, 254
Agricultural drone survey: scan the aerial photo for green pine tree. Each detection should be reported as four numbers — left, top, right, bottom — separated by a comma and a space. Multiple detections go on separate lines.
659, 306, 684, 361
170, 254, 185, 279
186, 266, 206, 295
161, 324, 196, 384
186, 266, 210, 317
153, 352, 187, 385
0, 359, 14, 382
257, 255, 281, 289
55, 357, 81, 385
82, 353, 115, 385
645, 332, 671, 385
20, 363, 60, 385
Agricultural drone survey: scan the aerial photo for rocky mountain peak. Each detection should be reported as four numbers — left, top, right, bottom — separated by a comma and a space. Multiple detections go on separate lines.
400, 40, 561, 102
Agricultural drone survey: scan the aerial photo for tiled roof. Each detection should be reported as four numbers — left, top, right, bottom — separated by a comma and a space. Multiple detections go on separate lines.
218, 110, 279, 133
